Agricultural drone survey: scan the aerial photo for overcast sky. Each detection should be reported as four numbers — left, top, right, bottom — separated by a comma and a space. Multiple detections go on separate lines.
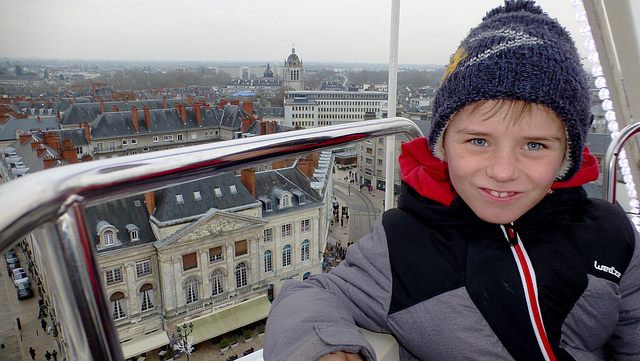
0, 0, 633, 66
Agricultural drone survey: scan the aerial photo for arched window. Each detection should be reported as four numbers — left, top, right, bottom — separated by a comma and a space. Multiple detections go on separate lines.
235, 263, 248, 288
109, 292, 126, 320
140, 283, 154, 311
264, 250, 273, 273
301, 240, 310, 261
282, 245, 292, 267
104, 230, 114, 246
212, 270, 224, 296
185, 278, 199, 305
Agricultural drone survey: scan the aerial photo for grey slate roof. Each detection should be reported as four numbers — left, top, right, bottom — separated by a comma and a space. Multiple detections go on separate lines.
152, 172, 259, 223
254, 105, 284, 118
254, 166, 323, 216
60, 98, 189, 126
0, 116, 61, 141
83, 194, 157, 254
245, 119, 295, 136
89, 104, 250, 139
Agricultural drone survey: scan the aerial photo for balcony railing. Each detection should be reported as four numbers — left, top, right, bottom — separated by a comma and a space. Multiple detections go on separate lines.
0, 117, 422, 361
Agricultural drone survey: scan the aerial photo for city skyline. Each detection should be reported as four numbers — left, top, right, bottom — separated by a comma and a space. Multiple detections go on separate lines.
2, 0, 628, 66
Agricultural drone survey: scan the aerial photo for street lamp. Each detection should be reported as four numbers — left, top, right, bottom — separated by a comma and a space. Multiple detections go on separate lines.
176, 322, 194, 360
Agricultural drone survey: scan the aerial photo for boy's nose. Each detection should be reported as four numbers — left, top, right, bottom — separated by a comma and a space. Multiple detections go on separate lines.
487, 149, 519, 182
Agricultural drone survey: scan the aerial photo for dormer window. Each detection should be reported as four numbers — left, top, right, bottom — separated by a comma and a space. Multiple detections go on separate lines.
273, 187, 293, 209
194, 191, 202, 201
282, 194, 291, 208
97, 221, 119, 248
230, 184, 237, 194
258, 196, 273, 212
292, 189, 306, 205
214, 187, 222, 197
134, 200, 142, 207
176, 193, 184, 204
126, 224, 140, 242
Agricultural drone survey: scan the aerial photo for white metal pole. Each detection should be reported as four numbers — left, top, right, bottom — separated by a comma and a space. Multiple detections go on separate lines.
386, 0, 400, 211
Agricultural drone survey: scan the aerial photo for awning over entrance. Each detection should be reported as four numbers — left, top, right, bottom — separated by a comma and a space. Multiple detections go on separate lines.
121, 330, 170, 359
190, 295, 271, 344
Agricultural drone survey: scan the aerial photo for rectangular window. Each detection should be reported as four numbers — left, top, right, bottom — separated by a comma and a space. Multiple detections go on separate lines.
153, 136, 159, 143
135, 260, 151, 277
209, 246, 223, 263
214, 187, 222, 197
105, 267, 122, 285
378, 159, 383, 165
163, 135, 173, 141
96, 142, 103, 151
122, 139, 127, 145
194, 191, 201, 201
263, 228, 273, 242
177, 134, 183, 141
281, 224, 292, 238
301, 219, 311, 232
229, 184, 237, 194
143, 147, 150, 152
108, 141, 116, 150
176, 193, 184, 204
235, 240, 248, 257
366, 147, 373, 154
183, 253, 198, 271
131, 139, 137, 144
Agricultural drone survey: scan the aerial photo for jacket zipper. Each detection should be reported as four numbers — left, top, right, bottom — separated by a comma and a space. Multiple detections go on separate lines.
501, 224, 557, 361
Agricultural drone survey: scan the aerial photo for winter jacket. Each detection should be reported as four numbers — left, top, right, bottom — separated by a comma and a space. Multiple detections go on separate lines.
264, 137, 640, 361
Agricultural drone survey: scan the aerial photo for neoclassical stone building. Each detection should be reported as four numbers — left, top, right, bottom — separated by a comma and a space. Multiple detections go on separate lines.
84, 153, 334, 359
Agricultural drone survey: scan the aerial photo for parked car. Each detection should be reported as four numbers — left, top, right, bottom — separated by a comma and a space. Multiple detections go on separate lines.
17, 283, 33, 300
5, 250, 19, 265
11, 268, 29, 288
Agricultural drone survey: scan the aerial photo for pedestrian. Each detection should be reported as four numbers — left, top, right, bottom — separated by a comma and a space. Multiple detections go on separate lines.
41, 318, 47, 331
28, 347, 36, 360
45, 350, 52, 360
264, 1, 640, 360
52, 349, 58, 361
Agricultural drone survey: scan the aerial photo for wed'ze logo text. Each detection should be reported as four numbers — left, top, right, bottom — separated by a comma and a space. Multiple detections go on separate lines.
594, 261, 622, 279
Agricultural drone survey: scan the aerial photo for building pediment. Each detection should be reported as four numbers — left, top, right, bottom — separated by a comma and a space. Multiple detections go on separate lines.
155, 209, 266, 249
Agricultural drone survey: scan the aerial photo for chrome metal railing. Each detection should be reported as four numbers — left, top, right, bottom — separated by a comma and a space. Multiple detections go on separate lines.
0, 118, 423, 361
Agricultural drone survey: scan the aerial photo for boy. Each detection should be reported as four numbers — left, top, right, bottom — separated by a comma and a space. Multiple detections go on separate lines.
264, 1, 640, 360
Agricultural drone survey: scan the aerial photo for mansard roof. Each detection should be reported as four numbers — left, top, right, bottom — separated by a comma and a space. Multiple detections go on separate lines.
83, 194, 157, 254
152, 172, 259, 224
59, 98, 188, 126
254, 166, 322, 216
89, 104, 250, 139
0, 116, 61, 141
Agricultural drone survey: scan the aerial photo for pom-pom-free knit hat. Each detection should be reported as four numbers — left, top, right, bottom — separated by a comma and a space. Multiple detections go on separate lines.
429, 0, 592, 181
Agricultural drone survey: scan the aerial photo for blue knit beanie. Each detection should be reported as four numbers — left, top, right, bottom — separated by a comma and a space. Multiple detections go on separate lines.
429, 0, 592, 181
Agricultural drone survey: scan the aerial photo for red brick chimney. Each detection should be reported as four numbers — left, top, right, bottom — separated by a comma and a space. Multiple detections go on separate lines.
187, 95, 193, 105
272, 160, 287, 170
242, 117, 254, 133
45, 99, 51, 109
19, 133, 31, 145
163, 96, 167, 109
310, 152, 320, 167
131, 106, 139, 132
195, 104, 202, 127
36, 145, 47, 158
145, 192, 156, 215
241, 169, 256, 198
242, 102, 254, 116
43, 132, 60, 150
56, 111, 61, 123
144, 105, 151, 131
218, 99, 227, 110
266, 121, 277, 135
37, 115, 41, 122
181, 104, 187, 124
81, 153, 92, 162
60, 140, 78, 163
43, 156, 60, 169
100, 100, 104, 114
82, 122, 91, 143
297, 159, 314, 177
259, 121, 267, 135
231, 100, 240, 106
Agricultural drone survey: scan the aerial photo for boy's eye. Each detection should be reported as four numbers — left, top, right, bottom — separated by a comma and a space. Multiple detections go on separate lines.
526, 142, 544, 150
471, 138, 487, 146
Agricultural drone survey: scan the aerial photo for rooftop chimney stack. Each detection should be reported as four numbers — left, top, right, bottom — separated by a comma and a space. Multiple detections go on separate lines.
143, 105, 151, 131
131, 106, 139, 132
241, 169, 256, 198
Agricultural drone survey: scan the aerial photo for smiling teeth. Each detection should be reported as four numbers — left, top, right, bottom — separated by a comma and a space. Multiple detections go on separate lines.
490, 191, 513, 198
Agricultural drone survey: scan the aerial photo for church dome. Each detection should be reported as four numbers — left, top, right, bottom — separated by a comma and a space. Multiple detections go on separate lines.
286, 47, 301, 66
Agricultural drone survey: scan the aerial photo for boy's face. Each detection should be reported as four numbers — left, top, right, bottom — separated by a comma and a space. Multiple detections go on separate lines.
442, 100, 566, 224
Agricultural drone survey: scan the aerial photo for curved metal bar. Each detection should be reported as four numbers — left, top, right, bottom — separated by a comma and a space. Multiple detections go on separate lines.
603, 121, 640, 202
0, 117, 422, 252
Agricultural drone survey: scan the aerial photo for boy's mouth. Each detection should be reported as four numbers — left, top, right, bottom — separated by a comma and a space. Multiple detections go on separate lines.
488, 190, 516, 198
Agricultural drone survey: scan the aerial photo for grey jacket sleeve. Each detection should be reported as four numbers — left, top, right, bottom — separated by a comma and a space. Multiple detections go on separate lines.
263, 217, 393, 361
609, 231, 640, 360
